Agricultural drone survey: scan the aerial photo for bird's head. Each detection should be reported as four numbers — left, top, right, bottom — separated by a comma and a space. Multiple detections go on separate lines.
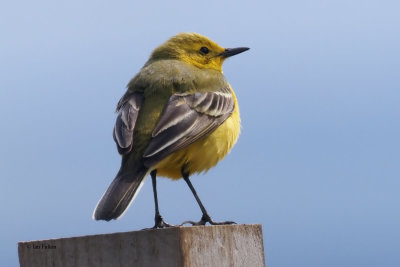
148, 33, 249, 72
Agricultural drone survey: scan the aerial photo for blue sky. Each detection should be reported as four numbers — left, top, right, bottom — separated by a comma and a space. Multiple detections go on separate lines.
1, 0, 399, 266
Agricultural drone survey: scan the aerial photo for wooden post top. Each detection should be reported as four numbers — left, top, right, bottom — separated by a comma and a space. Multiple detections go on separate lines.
18, 224, 265, 267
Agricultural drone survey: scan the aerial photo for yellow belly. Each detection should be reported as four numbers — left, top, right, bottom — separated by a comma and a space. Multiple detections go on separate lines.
154, 88, 241, 179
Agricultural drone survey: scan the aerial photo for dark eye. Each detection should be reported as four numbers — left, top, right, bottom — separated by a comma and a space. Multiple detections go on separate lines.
200, 46, 209, 54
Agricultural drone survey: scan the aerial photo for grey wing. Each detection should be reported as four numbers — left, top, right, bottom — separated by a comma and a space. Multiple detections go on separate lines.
143, 86, 234, 167
113, 93, 143, 155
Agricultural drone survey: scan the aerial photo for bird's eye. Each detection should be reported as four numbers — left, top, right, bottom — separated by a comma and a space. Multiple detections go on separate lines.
200, 46, 210, 54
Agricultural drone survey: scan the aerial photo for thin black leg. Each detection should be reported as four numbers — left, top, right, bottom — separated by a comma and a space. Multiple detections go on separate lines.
150, 170, 173, 228
181, 170, 236, 226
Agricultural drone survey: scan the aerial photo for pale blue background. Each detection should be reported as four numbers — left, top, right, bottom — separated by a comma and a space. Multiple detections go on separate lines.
1, 0, 399, 266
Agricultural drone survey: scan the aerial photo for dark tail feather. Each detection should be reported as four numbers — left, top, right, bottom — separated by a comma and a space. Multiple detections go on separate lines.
93, 167, 148, 221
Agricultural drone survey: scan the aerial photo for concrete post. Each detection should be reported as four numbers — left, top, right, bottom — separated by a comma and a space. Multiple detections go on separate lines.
18, 224, 265, 267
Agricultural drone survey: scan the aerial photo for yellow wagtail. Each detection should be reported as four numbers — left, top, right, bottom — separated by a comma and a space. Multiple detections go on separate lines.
93, 33, 249, 227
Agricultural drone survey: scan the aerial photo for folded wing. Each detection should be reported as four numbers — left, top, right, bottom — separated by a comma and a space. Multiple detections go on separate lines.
143, 86, 234, 167
113, 93, 143, 154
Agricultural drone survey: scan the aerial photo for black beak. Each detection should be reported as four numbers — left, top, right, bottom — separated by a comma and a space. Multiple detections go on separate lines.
219, 47, 250, 58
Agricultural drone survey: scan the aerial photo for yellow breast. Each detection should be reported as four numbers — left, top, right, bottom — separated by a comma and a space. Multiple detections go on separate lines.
154, 86, 241, 179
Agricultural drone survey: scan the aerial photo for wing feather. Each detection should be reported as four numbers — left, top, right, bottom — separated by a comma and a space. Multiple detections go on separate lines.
113, 93, 143, 154
143, 87, 234, 167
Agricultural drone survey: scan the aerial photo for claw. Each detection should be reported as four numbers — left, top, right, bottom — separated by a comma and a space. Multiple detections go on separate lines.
151, 214, 175, 229
180, 213, 236, 226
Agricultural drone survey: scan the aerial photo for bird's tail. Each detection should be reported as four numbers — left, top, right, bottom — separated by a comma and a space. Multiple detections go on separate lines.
93, 166, 148, 221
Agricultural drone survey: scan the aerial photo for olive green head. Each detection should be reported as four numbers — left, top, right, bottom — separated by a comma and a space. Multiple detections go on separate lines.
148, 33, 249, 72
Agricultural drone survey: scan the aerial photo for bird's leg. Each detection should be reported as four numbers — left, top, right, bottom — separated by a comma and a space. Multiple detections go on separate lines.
151, 170, 174, 228
181, 170, 236, 226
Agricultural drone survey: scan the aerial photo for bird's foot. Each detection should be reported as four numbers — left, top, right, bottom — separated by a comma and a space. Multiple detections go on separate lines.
150, 214, 174, 229
181, 213, 236, 226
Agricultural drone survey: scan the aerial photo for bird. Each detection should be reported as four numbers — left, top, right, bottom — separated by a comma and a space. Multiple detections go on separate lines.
93, 33, 249, 228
